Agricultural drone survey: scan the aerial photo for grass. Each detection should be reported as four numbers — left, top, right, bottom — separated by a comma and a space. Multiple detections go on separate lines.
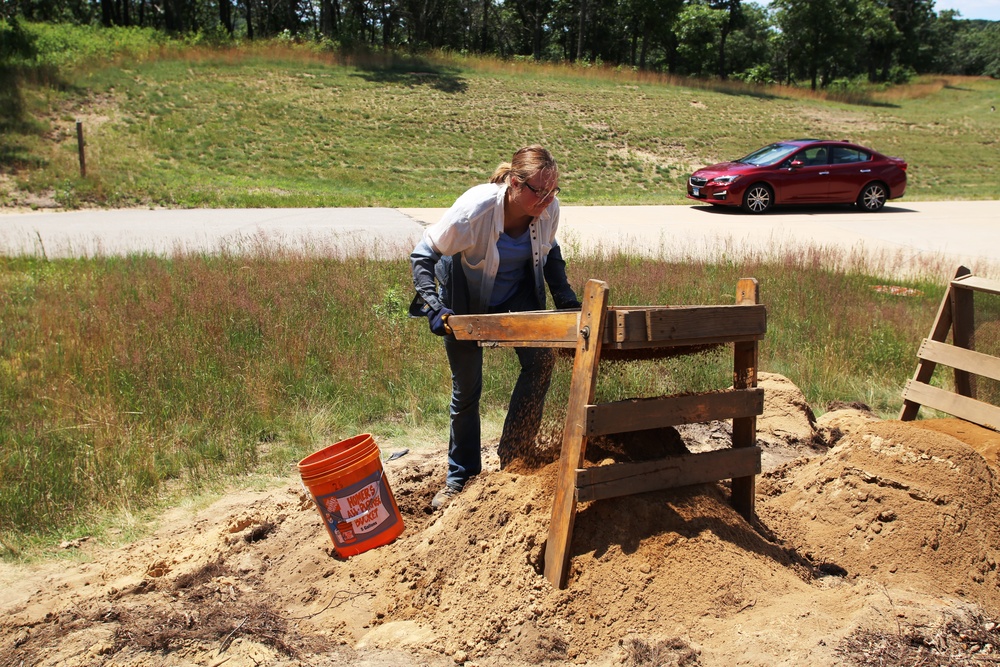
1, 24, 999, 208
0, 241, 959, 554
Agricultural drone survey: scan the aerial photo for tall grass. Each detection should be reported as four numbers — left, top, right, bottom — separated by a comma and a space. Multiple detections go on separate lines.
0, 244, 949, 551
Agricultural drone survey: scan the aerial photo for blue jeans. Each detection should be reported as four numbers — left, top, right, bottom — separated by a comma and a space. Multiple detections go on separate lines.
442, 288, 555, 490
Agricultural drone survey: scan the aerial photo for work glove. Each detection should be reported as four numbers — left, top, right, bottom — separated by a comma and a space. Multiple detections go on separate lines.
428, 307, 454, 336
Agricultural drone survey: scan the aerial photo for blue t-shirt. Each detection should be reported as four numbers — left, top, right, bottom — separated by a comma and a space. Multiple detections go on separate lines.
489, 231, 533, 307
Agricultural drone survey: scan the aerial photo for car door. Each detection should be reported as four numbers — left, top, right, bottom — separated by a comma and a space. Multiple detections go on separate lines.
776, 146, 831, 203
827, 146, 872, 202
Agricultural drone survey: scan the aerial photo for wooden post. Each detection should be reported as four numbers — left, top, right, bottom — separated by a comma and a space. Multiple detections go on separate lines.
543, 279, 609, 589
731, 278, 759, 522
76, 120, 86, 178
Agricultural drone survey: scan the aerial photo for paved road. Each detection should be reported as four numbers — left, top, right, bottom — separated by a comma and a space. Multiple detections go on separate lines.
1, 201, 997, 278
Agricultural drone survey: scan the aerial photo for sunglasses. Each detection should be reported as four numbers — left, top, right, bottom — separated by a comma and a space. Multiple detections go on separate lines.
522, 181, 561, 200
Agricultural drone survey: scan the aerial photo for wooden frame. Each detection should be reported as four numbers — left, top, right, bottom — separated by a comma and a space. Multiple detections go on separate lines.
448, 278, 766, 588
900, 266, 1000, 430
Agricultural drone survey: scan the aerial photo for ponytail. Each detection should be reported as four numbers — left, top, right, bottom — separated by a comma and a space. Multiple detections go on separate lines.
489, 162, 513, 184
488, 145, 557, 186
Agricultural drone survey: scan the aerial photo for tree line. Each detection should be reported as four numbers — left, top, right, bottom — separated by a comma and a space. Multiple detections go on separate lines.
4, 0, 999, 84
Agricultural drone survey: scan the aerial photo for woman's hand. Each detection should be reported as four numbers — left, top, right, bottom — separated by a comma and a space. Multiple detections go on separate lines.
428, 307, 454, 336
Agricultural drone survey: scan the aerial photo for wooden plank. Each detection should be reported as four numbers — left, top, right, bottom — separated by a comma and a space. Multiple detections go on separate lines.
448, 311, 579, 344
644, 305, 767, 343
448, 306, 765, 348
953, 275, 1000, 296
611, 309, 647, 343
544, 279, 609, 590
736, 278, 759, 307
478, 333, 759, 350
902, 380, 1000, 431
577, 445, 762, 486
477, 340, 578, 349
576, 446, 762, 503
586, 389, 764, 437
918, 339, 1000, 383
596, 305, 766, 344
900, 266, 970, 420
602, 333, 764, 350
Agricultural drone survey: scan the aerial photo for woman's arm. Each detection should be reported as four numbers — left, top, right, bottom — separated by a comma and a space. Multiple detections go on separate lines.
410, 237, 446, 313
543, 240, 581, 309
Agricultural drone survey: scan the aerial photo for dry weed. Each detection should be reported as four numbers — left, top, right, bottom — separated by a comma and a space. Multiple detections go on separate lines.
838, 613, 1000, 666
621, 636, 701, 666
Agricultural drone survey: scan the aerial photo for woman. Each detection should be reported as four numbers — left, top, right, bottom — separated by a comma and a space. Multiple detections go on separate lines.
410, 145, 581, 510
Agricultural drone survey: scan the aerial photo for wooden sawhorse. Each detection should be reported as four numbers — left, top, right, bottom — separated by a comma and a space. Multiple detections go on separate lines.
900, 265, 1000, 428
448, 278, 766, 588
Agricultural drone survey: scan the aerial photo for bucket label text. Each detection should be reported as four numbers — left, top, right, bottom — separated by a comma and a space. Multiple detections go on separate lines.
315, 470, 398, 547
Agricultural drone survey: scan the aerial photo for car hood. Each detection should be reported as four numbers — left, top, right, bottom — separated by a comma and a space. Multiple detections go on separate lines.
692, 161, 759, 177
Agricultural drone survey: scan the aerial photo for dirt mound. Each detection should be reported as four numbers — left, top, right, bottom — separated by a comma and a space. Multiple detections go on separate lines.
759, 420, 1000, 611
3, 375, 1000, 667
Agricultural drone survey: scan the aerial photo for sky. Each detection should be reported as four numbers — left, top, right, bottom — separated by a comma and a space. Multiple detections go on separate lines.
931, 0, 1000, 21
759, 1, 1000, 22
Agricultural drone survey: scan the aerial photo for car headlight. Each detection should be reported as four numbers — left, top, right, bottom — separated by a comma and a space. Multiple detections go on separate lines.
711, 175, 741, 185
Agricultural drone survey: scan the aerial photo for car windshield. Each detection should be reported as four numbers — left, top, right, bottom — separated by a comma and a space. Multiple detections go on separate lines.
736, 143, 801, 166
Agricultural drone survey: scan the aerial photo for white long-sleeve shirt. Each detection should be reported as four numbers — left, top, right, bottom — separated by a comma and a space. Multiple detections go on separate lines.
417, 182, 562, 313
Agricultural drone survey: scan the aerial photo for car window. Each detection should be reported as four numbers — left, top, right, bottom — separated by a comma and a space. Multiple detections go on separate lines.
831, 146, 871, 164
739, 143, 800, 166
796, 146, 829, 166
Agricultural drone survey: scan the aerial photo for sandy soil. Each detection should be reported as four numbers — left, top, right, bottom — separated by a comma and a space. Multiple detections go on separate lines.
2, 372, 1000, 667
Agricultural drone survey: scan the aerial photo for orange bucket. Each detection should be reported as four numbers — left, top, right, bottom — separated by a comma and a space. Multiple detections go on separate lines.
298, 434, 404, 558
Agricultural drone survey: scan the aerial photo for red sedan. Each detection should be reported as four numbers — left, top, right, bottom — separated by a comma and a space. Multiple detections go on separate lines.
686, 139, 907, 214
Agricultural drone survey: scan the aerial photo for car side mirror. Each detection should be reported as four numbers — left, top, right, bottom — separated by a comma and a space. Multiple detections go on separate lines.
789, 160, 804, 169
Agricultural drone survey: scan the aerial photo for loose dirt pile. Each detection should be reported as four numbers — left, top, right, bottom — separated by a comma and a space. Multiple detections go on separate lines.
2, 373, 1000, 667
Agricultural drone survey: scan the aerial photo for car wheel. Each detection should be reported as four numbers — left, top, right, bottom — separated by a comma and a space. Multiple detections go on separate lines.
742, 183, 773, 214
857, 183, 887, 211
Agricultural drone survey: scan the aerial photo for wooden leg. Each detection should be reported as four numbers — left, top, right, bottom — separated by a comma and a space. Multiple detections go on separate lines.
544, 279, 609, 589
731, 278, 759, 522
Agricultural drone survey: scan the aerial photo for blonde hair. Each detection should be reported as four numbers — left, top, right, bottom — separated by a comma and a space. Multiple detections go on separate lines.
489, 145, 558, 185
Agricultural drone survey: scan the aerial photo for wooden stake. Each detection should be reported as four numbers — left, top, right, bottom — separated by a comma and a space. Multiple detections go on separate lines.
76, 120, 86, 177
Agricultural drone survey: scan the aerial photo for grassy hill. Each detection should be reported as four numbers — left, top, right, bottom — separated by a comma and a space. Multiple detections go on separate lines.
2, 25, 999, 209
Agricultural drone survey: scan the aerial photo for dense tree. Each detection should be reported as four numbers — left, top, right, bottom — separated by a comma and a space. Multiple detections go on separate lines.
724, 2, 772, 81
857, 0, 902, 83
772, 0, 865, 89
1, 0, 996, 80
673, 1, 726, 76
887, 0, 937, 73
932, 16, 1000, 76
710, 0, 741, 78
